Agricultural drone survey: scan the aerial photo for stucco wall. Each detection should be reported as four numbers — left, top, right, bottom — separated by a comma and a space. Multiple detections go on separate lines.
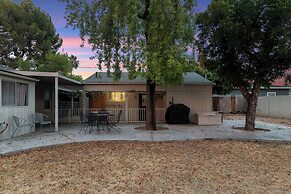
229, 89, 290, 96
166, 85, 212, 122
0, 75, 35, 140
257, 96, 291, 119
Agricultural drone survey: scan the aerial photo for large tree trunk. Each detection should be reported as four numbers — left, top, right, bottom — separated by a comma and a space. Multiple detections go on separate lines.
245, 94, 258, 130
146, 79, 157, 130
240, 82, 260, 131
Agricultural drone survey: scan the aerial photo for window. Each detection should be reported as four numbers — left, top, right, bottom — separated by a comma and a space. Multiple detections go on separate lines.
267, 92, 276, 96
108, 92, 126, 102
44, 89, 51, 109
2, 81, 15, 106
2, 81, 28, 106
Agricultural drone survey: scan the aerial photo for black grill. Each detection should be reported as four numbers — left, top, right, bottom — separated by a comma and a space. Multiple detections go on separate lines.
165, 104, 190, 124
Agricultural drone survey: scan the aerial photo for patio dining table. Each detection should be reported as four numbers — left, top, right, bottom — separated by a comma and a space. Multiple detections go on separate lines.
90, 111, 115, 132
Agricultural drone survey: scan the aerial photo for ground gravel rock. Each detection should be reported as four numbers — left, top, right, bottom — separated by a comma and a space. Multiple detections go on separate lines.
0, 140, 291, 193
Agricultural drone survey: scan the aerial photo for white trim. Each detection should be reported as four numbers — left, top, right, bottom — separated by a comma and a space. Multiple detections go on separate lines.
13, 71, 59, 77
125, 93, 129, 123
58, 87, 78, 93
55, 77, 59, 131
269, 86, 291, 89
267, 92, 277, 96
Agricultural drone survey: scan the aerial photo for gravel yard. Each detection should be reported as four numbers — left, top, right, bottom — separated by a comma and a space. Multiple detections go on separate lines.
1, 140, 291, 193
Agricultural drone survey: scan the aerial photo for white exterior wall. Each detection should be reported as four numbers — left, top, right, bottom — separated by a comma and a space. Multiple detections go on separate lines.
0, 75, 36, 140
166, 85, 212, 123
257, 96, 291, 119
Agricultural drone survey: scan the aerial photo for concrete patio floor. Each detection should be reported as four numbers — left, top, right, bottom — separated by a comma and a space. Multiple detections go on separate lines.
1, 119, 291, 155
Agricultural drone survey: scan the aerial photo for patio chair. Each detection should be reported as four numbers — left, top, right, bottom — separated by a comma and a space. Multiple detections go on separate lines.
86, 113, 97, 134
108, 110, 122, 132
12, 116, 33, 137
79, 114, 89, 133
0, 122, 8, 135
97, 113, 111, 132
32, 113, 52, 129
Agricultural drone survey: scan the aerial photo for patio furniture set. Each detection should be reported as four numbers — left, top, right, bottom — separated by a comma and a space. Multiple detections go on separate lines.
79, 110, 122, 134
7, 113, 52, 138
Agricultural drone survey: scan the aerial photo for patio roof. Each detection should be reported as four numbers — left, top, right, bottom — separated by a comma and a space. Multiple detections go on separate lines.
0, 69, 38, 82
83, 72, 213, 85
13, 71, 81, 86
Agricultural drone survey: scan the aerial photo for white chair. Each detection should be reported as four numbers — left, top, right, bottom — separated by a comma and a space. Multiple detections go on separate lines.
12, 116, 33, 137
32, 113, 52, 129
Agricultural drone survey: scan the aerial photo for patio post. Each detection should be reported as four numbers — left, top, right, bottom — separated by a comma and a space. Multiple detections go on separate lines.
69, 95, 74, 124
55, 76, 59, 131
82, 89, 86, 114
125, 93, 128, 123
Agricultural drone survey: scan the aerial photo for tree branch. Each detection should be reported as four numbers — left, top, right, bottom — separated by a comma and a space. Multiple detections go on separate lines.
239, 86, 250, 100
138, 0, 150, 20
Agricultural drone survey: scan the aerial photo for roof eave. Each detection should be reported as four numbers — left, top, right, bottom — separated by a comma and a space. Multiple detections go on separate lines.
0, 70, 39, 82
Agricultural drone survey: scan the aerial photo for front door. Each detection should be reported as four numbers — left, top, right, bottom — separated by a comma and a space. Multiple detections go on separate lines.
139, 94, 146, 121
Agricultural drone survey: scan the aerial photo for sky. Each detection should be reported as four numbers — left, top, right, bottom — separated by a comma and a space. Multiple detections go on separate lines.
25, 0, 212, 79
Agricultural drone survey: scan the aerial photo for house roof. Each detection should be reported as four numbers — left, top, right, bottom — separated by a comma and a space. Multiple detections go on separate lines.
83, 72, 212, 85
13, 71, 82, 85
0, 69, 38, 82
272, 69, 291, 87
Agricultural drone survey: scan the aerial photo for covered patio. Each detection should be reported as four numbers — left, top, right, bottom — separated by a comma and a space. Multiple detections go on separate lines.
16, 71, 83, 131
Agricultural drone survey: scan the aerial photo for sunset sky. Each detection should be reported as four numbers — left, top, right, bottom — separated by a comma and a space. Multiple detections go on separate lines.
23, 0, 212, 79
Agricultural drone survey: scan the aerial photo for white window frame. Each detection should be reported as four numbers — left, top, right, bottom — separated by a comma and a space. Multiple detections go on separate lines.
1, 80, 29, 107
267, 92, 276, 96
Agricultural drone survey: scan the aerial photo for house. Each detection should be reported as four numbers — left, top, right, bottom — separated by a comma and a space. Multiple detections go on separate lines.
229, 70, 291, 97
213, 70, 291, 114
1, 70, 213, 140
83, 72, 213, 123
0, 69, 38, 140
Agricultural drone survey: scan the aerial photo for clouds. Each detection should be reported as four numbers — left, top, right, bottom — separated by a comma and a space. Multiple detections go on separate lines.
60, 36, 97, 69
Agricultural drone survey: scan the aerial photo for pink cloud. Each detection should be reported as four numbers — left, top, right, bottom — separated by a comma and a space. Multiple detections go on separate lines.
61, 49, 94, 56
61, 36, 90, 48
78, 58, 98, 68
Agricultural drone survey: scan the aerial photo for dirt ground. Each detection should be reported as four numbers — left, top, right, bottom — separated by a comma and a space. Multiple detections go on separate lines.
1, 141, 291, 193
224, 114, 291, 127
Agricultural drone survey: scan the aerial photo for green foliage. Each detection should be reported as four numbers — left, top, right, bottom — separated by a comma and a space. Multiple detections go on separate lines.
37, 52, 79, 75
197, 0, 291, 91
191, 65, 232, 95
66, 74, 83, 81
61, 0, 197, 86
0, 0, 62, 68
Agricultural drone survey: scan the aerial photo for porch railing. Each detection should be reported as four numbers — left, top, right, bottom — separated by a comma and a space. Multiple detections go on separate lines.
58, 108, 166, 123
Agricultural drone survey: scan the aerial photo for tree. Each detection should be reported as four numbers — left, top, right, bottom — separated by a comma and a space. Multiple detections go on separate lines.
62, 0, 197, 130
187, 60, 233, 95
197, 0, 291, 130
37, 52, 80, 75
0, 0, 62, 68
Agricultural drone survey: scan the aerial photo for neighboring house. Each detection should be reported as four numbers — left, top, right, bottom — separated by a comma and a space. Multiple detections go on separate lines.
83, 72, 213, 123
214, 71, 291, 114
0, 69, 38, 140
229, 70, 291, 97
